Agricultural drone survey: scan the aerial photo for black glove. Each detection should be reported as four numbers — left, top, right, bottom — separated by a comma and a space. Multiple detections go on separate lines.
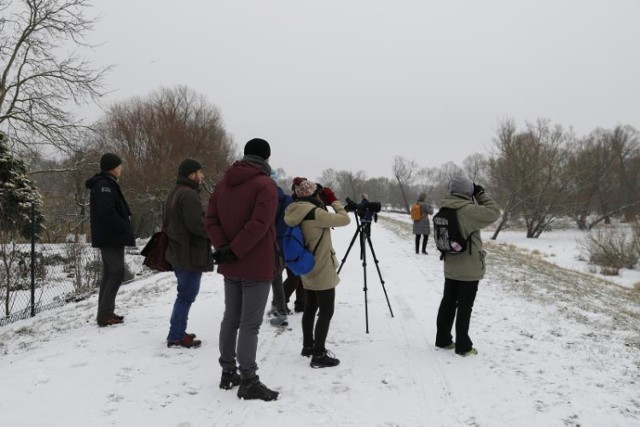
213, 245, 237, 264
473, 183, 485, 197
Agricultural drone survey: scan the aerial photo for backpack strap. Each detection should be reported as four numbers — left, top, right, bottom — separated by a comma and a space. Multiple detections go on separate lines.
301, 207, 325, 255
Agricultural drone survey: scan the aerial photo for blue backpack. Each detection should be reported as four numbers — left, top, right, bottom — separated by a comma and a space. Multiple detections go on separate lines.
283, 209, 325, 275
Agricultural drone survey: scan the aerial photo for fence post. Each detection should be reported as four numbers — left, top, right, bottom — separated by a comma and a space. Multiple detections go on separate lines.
30, 202, 35, 317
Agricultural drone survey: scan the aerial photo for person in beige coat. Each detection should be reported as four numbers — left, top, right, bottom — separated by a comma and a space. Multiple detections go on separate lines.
284, 177, 350, 368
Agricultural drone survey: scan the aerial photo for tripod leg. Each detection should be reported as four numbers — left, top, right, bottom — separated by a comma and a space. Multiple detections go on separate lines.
360, 229, 369, 334
337, 228, 360, 274
365, 233, 394, 318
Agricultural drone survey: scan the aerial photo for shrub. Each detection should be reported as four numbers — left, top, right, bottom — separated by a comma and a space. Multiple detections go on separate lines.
580, 224, 640, 275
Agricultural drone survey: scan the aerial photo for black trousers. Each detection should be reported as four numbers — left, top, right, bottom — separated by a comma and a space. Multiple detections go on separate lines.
302, 288, 335, 355
435, 278, 479, 354
283, 268, 304, 309
415, 234, 428, 253
97, 246, 125, 321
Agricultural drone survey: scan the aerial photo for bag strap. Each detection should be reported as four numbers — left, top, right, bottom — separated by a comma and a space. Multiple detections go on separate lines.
311, 228, 325, 255
300, 207, 325, 255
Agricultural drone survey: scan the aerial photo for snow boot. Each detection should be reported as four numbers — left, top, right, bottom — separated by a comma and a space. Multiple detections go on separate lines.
219, 368, 241, 390
167, 334, 201, 349
269, 314, 288, 327
237, 376, 279, 401
301, 346, 312, 357
436, 342, 455, 350
310, 350, 340, 368
457, 348, 478, 357
97, 314, 124, 327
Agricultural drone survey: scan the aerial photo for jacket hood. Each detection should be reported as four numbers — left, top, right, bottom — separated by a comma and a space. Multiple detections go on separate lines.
85, 172, 115, 190
284, 199, 321, 226
224, 160, 269, 187
440, 194, 473, 210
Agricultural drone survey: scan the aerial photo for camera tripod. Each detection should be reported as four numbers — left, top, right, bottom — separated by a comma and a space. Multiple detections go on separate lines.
337, 214, 394, 333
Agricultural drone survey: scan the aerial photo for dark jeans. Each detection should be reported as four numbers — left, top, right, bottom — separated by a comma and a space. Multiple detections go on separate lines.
97, 246, 125, 322
219, 276, 271, 379
167, 268, 202, 341
415, 234, 428, 253
435, 278, 479, 354
283, 268, 304, 309
302, 288, 335, 355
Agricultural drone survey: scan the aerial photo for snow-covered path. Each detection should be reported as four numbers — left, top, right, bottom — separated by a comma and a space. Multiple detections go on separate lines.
1, 216, 638, 426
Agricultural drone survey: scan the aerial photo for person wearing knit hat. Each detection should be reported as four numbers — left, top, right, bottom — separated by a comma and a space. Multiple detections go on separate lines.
100, 152, 122, 172
205, 139, 279, 400
434, 176, 500, 357
85, 152, 135, 327
244, 138, 271, 160
284, 175, 351, 368
178, 158, 203, 177
449, 175, 474, 198
164, 158, 211, 349
293, 178, 318, 198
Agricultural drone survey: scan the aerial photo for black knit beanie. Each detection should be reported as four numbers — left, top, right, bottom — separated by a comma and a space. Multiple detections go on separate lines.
243, 138, 271, 160
100, 153, 122, 171
178, 158, 203, 177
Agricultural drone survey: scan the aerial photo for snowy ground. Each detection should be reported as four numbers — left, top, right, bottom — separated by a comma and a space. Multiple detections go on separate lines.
1, 213, 639, 426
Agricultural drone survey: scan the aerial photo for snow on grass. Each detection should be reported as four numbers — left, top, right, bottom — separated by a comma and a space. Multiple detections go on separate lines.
0, 213, 638, 426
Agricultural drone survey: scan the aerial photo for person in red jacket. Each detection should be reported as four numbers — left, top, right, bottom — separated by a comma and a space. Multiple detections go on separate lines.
205, 138, 279, 402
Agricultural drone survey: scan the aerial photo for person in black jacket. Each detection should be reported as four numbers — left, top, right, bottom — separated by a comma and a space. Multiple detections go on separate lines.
85, 153, 136, 327
165, 159, 214, 349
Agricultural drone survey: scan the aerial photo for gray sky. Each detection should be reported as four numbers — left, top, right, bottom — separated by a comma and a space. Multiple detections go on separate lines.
84, 0, 640, 180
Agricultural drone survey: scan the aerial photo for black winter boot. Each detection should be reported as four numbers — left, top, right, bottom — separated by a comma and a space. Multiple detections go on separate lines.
310, 350, 340, 368
219, 368, 241, 390
237, 376, 279, 401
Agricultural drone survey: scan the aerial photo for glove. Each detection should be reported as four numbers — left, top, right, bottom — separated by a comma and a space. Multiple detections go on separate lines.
213, 244, 237, 264
320, 187, 338, 204
473, 183, 485, 197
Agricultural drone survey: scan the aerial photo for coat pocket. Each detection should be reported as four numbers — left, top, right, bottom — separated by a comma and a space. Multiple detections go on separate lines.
189, 238, 210, 267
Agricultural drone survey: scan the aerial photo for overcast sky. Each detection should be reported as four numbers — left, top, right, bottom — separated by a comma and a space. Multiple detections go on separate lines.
84, 0, 640, 180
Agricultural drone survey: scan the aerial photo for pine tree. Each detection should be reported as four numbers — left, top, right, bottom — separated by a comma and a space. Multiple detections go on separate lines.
0, 133, 45, 240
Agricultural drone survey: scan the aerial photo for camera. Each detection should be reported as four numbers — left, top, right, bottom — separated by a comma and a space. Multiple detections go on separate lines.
345, 197, 382, 223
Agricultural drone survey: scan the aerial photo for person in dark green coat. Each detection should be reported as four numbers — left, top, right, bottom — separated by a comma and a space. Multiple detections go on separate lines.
165, 159, 213, 348
434, 175, 500, 357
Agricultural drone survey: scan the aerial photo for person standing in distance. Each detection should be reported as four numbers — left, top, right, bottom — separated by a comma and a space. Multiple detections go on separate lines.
205, 138, 279, 401
434, 176, 500, 356
85, 153, 135, 327
413, 192, 434, 254
165, 159, 213, 349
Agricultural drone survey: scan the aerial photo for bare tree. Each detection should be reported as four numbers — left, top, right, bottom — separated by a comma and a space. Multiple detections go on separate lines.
392, 156, 418, 213
488, 119, 574, 238
0, 0, 110, 153
95, 85, 235, 237
564, 130, 617, 230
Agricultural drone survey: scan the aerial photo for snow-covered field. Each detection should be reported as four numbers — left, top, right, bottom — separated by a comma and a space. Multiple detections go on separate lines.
0, 213, 639, 426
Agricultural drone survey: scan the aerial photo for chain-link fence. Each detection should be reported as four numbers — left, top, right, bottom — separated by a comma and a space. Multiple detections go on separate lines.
0, 203, 151, 327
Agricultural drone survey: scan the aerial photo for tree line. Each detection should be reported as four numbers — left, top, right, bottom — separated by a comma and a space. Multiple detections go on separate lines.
1, 0, 639, 244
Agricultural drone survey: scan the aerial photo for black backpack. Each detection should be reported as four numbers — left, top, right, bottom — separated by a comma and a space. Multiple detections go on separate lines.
432, 207, 472, 260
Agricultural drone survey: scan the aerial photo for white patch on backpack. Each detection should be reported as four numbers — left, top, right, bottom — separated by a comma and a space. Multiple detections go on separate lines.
100, 187, 111, 193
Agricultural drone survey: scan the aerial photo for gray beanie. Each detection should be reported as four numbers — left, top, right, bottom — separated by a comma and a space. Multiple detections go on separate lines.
449, 175, 474, 197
